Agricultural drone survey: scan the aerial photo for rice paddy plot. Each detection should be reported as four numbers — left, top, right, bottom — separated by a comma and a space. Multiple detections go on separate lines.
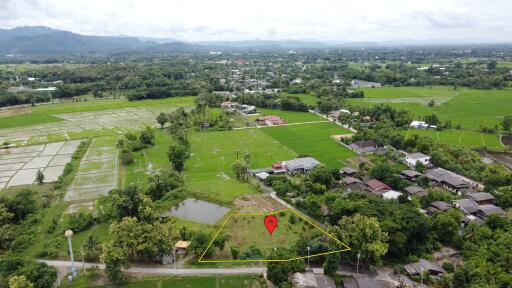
261, 122, 357, 168
0, 140, 81, 190
185, 129, 298, 204
0, 101, 194, 145
403, 129, 503, 150
64, 137, 119, 201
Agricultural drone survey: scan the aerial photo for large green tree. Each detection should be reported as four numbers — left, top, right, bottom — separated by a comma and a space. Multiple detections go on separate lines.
167, 143, 190, 172
330, 214, 389, 267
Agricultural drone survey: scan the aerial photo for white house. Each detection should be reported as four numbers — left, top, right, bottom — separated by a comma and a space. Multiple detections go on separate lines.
405, 152, 431, 169
410, 120, 428, 129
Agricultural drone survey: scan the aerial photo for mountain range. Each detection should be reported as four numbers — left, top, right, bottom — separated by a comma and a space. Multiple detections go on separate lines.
1, 26, 510, 55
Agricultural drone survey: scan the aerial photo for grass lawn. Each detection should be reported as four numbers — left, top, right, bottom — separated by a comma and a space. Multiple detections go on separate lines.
349, 87, 512, 131
122, 129, 172, 188
403, 129, 504, 150
361, 86, 459, 99
63, 274, 267, 288
185, 129, 297, 204
261, 122, 356, 168
253, 109, 324, 124
121, 128, 297, 205
204, 209, 318, 261
280, 93, 319, 106
0, 96, 196, 129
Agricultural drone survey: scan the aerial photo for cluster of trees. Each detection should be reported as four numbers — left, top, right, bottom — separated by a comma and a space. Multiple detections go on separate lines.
0, 90, 50, 108
0, 259, 56, 288
237, 94, 309, 112
117, 127, 155, 165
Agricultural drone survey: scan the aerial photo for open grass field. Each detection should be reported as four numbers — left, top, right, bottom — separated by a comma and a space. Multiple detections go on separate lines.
185, 129, 298, 204
63, 274, 267, 288
121, 128, 297, 205
252, 108, 324, 124
279, 93, 319, 106
0, 96, 195, 129
349, 87, 512, 131
261, 122, 356, 168
203, 209, 318, 261
122, 129, 171, 188
403, 129, 504, 150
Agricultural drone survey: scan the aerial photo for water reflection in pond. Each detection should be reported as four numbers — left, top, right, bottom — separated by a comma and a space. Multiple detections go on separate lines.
161, 198, 230, 225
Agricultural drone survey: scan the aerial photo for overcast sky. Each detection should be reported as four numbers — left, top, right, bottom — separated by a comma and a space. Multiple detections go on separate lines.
1, 0, 511, 42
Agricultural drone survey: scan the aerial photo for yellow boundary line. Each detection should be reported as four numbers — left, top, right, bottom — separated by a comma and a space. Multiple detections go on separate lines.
197, 208, 351, 263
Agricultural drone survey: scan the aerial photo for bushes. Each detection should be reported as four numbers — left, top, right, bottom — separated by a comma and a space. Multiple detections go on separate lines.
54, 140, 89, 190
0, 258, 57, 288
65, 210, 95, 233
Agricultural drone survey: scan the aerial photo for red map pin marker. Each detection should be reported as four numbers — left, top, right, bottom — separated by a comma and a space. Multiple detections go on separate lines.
264, 215, 278, 236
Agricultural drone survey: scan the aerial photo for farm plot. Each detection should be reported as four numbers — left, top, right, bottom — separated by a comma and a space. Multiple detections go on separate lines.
64, 137, 118, 201
0, 100, 194, 145
403, 129, 503, 150
0, 140, 81, 189
349, 87, 512, 131
261, 122, 357, 168
185, 129, 298, 204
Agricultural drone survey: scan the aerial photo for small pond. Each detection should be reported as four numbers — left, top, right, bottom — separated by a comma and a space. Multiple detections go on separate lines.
161, 198, 230, 225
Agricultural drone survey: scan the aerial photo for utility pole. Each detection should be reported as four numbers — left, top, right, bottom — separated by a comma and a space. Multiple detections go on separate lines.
356, 252, 361, 277
307, 246, 311, 270
65, 230, 77, 278
80, 245, 85, 271
420, 266, 424, 288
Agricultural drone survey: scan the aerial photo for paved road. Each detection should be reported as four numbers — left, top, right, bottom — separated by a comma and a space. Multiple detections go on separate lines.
40, 260, 266, 276
232, 120, 329, 130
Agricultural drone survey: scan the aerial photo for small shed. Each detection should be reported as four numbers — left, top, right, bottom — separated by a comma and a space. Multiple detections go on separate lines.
175, 240, 191, 255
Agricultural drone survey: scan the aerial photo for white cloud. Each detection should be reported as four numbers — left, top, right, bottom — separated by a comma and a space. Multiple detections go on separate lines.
0, 0, 511, 42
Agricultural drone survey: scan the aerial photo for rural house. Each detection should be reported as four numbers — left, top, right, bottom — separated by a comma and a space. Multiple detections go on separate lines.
427, 201, 453, 215
256, 116, 287, 126
453, 198, 479, 215
349, 140, 379, 154
400, 170, 423, 181
410, 120, 428, 129
404, 185, 427, 197
340, 167, 358, 177
405, 152, 431, 169
365, 179, 391, 193
467, 192, 496, 205
477, 204, 506, 219
425, 168, 469, 194
404, 259, 445, 277
283, 157, 321, 174
342, 177, 370, 192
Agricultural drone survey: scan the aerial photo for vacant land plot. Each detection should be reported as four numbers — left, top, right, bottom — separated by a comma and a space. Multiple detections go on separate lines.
261, 122, 356, 168
403, 129, 503, 150
280, 93, 319, 106
185, 129, 298, 204
64, 137, 118, 201
349, 87, 512, 131
0, 96, 195, 130
0, 140, 81, 189
0, 98, 195, 145
201, 208, 344, 262
63, 275, 266, 288
251, 108, 324, 124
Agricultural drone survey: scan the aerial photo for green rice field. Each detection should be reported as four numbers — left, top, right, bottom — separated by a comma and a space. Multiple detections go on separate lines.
403, 129, 503, 150
349, 87, 512, 131
0, 96, 196, 129
261, 122, 356, 168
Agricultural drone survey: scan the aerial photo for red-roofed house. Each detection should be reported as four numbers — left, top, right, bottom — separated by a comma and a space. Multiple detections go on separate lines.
365, 179, 391, 193
272, 162, 287, 173
256, 116, 287, 126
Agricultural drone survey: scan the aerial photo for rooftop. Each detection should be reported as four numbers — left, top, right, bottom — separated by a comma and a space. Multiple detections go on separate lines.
365, 179, 391, 192
467, 192, 495, 202
175, 240, 191, 249
407, 152, 429, 159
284, 157, 321, 170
